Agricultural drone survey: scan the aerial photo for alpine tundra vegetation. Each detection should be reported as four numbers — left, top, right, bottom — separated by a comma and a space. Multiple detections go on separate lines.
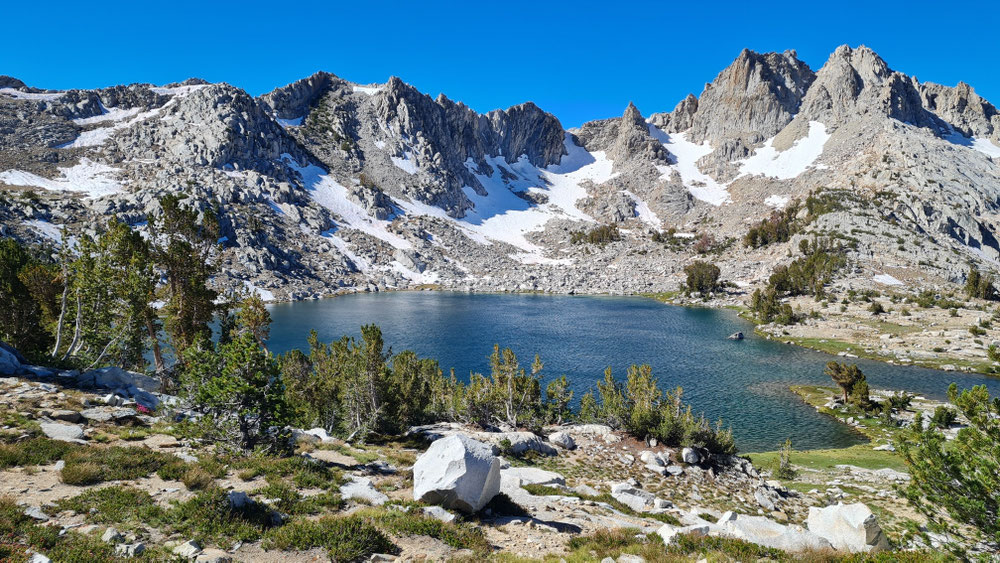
2, 38, 1000, 561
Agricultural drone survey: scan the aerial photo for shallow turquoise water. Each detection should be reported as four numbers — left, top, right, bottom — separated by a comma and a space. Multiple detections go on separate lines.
266, 292, 1000, 452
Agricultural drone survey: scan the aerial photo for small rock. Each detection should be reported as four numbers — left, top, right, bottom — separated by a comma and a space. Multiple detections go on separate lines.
421, 506, 456, 523
681, 447, 701, 465
340, 475, 389, 506
173, 540, 202, 558
40, 422, 84, 442
115, 543, 146, 558
101, 527, 123, 543
548, 431, 576, 450
24, 506, 50, 522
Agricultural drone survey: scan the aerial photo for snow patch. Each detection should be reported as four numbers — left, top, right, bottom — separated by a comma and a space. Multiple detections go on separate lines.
0, 88, 64, 101
242, 280, 275, 302
0, 159, 123, 197
282, 154, 413, 250
276, 116, 304, 127
59, 104, 166, 148
873, 274, 904, 286
374, 140, 386, 150
736, 121, 830, 180
648, 126, 729, 206
390, 151, 419, 175
353, 85, 382, 96
150, 84, 208, 97
945, 127, 1000, 159
25, 220, 64, 242
623, 190, 661, 227
322, 230, 371, 273
764, 195, 791, 209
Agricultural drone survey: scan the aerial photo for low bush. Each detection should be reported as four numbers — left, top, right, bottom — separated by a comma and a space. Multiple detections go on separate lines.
0, 437, 77, 469
60, 446, 183, 485
54, 487, 163, 525
160, 490, 278, 549
262, 515, 394, 561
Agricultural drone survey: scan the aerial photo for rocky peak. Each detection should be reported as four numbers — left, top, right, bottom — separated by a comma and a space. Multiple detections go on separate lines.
260, 71, 347, 119
683, 49, 815, 144
920, 81, 999, 140
608, 103, 669, 166
111, 82, 305, 174
0, 76, 28, 90
796, 44, 940, 130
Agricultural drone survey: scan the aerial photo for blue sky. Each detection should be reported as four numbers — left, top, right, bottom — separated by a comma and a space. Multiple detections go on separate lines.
3, 0, 997, 127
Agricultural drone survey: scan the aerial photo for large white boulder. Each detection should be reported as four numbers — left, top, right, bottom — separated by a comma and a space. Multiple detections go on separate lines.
413, 435, 500, 513
807, 502, 889, 553
718, 512, 832, 552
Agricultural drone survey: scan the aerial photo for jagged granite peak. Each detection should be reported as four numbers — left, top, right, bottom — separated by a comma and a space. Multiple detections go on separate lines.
795, 44, 941, 131
574, 103, 668, 167
0, 76, 29, 90
260, 71, 349, 120
650, 93, 698, 133
109, 82, 305, 174
920, 81, 1000, 141
681, 49, 814, 145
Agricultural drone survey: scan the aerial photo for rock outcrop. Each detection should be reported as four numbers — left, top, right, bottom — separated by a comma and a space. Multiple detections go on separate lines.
807, 502, 889, 553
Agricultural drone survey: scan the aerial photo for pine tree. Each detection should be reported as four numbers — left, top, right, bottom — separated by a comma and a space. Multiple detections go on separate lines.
825, 361, 866, 404
896, 384, 1000, 555
149, 194, 220, 355
545, 375, 574, 424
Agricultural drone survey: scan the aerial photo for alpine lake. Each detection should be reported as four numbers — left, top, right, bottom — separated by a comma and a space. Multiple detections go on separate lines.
266, 291, 1000, 452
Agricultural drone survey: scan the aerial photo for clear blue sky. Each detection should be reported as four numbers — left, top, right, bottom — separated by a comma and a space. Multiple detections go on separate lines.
3, 0, 997, 128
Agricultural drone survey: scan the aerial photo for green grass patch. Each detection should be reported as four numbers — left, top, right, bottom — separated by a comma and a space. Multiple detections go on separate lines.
356, 506, 491, 552
262, 515, 394, 561
60, 445, 186, 485
0, 437, 77, 469
159, 490, 278, 549
54, 487, 164, 525
0, 496, 118, 562
748, 444, 908, 473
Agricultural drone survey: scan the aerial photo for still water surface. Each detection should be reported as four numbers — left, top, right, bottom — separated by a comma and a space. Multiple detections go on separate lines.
267, 292, 1000, 452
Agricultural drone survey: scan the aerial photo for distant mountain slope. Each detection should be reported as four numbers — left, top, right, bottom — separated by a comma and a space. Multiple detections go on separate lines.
1, 44, 998, 300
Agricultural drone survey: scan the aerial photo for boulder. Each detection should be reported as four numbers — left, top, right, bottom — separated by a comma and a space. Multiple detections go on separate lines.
0, 343, 22, 375
500, 467, 566, 490
681, 447, 701, 464
610, 482, 658, 512
718, 512, 832, 552
491, 432, 558, 456
23, 506, 50, 521
102, 527, 124, 543
548, 431, 576, 450
807, 502, 889, 553
40, 422, 84, 442
77, 366, 161, 393
658, 523, 718, 545
413, 435, 501, 513
340, 475, 389, 506
172, 540, 202, 558
422, 506, 456, 523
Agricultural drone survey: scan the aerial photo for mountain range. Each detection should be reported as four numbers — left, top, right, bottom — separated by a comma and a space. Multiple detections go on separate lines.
2, 44, 998, 301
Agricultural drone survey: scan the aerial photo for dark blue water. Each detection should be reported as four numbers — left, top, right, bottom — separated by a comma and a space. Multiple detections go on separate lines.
265, 292, 1000, 452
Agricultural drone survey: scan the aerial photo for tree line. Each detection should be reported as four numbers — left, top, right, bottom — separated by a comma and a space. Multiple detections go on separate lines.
0, 196, 736, 456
